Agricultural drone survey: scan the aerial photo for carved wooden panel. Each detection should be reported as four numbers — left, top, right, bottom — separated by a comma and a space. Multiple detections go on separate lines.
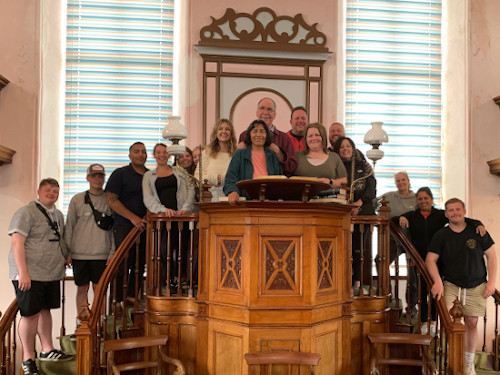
214, 331, 243, 375
317, 238, 337, 292
217, 238, 242, 290
198, 7, 328, 52
178, 323, 198, 374
261, 237, 301, 296
316, 329, 338, 374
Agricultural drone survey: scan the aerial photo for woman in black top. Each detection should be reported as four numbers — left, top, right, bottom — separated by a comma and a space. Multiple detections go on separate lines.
399, 187, 484, 331
143, 143, 195, 288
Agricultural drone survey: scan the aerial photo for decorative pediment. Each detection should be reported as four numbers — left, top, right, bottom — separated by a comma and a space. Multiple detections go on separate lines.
198, 7, 329, 53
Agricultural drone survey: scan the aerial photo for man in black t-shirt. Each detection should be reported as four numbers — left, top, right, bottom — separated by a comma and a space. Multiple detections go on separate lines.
426, 198, 497, 375
105, 142, 148, 303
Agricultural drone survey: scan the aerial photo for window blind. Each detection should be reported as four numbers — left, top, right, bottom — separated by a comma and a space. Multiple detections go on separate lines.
346, 0, 442, 204
64, 0, 174, 212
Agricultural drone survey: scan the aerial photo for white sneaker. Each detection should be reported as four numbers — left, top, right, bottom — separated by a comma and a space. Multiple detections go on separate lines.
429, 324, 436, 337
464, 365, 476, 375
421, 325, 428, 335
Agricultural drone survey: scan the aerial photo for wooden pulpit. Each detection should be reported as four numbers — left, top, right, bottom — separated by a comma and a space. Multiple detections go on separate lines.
195, 200, 353, 374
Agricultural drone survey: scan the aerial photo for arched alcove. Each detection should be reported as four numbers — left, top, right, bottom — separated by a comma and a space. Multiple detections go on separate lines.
195, 7, 332, 142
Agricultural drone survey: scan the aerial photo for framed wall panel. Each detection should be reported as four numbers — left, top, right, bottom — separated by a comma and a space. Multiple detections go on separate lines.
196, 7, 332, 142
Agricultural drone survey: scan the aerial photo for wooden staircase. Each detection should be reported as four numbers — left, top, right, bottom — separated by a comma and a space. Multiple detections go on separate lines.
3, 200, 500, 374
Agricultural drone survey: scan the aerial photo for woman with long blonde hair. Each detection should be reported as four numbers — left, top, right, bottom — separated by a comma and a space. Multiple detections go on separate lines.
195, 119, 237, 201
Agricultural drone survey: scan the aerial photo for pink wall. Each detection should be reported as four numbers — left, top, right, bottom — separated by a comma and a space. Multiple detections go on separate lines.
470, 0, 500, 288
0, 1, 40, 303
181, 0, 338, 148
470, 0, 500, 237
465, 0, 500, 349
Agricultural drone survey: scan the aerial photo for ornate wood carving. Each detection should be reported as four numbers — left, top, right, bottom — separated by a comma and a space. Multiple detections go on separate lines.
0, 76, 13, 167
198, 7, 328, 53
487, 158, 500, 176
0, 145, 15, 166
196, 8, 330, 144
317, 240, 335, 290
264, 239, 297, 291
198, 303, 208, 317
219, 239, 242, 289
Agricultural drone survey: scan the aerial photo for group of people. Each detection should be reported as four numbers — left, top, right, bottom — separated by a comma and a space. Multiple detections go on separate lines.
377, 172, 496, 375
7, 96, 496, 375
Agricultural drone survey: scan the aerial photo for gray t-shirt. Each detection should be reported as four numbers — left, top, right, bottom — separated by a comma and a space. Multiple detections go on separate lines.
374, 190, 417, 217
8, 201, 66, 281
294, 151, 348, 179
64, 191, 115, 260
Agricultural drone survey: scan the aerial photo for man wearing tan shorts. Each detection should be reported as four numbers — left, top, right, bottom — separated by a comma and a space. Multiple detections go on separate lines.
426, 198, 497, 375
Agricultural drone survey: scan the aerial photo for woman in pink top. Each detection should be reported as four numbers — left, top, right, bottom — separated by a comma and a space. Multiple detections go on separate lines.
223, 120, 283, 204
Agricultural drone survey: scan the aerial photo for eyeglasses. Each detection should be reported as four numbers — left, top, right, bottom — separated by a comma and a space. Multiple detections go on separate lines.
258, 106, 275, 112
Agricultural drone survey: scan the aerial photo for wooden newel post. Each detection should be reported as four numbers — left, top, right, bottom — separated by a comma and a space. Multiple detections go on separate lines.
378, 196, 391, 296
76, 303, 93, 375
447, 297, 466, 374
378, 196, 391, 219
201, 179, 212, 203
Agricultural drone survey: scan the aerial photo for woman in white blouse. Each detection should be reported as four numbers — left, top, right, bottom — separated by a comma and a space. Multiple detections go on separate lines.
195, 119, 237, 201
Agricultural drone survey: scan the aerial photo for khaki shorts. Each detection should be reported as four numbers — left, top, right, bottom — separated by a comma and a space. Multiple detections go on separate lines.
444, 281, 486, 317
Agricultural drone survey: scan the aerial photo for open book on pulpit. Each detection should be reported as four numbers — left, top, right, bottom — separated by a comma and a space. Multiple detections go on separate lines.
218, 196, 247, 202
223, 176, 348, 203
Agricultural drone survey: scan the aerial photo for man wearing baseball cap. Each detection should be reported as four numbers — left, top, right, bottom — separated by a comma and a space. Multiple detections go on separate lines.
65, 163, 115, 332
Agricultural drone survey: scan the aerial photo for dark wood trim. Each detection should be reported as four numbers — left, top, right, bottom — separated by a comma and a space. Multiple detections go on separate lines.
0, 74, 8, 91
198, 7, 329, 53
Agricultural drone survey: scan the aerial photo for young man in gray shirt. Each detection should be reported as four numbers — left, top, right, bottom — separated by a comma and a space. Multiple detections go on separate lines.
65, 164, 115, 329
8, 178, 72, 375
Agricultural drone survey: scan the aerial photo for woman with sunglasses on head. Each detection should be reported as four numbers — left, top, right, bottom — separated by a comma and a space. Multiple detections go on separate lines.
143, 143, 196, 287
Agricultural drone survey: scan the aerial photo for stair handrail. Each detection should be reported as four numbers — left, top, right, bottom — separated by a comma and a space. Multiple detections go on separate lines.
76, 221, 144, 375
75, 212, 200, 374
351, 213, 391, 296
389, 220, 467, 373
0, 299, 19, 375
145, 211, 199, 297
0, 299, 18, 336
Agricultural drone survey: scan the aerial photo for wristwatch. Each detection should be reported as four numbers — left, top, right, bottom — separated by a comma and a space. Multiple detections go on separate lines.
329, 179, 333, 186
